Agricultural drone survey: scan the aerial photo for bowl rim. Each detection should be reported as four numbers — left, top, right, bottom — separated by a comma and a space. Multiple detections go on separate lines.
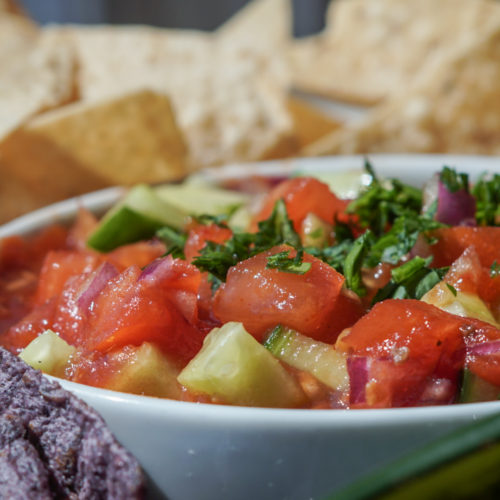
4, 153, 500, 422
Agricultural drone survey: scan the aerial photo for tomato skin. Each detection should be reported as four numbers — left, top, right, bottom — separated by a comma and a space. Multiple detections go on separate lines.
431, 227, 500, 268
184, 223, 232, 263
35, 250, 102, 305
253, 177, 349, 231
86, 257, 205, 362
106, 240, 166, 270
2, 299, 57, 353
213, 245, 347, 342
464, 318, 500, 386
338, 299, 468, 407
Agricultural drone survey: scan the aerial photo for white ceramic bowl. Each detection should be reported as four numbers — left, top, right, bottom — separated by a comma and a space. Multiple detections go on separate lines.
2, 154, 500, 500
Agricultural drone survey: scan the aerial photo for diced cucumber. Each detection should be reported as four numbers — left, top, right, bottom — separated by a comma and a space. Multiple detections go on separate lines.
19, 329, 75, 377
87, 184, 187, 252
177, 322, 305, 407
327, 412, 500, 500
264, 325, 349, 392
422, 283, 499, 327
300, 212, 332, 248
106, 342, 182, 399
155, 183, 250, 217
459, 368, 500, 404
298, 169, 370, 199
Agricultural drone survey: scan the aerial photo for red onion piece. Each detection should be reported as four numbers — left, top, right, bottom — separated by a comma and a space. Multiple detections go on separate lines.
347, 356, 369, 405
469, 340, 500, 357
139, 258, 163, 281
77, 262, 119, 310
139, 256, 200, 326
419, 377, 457, 406
436, 181, 476, 226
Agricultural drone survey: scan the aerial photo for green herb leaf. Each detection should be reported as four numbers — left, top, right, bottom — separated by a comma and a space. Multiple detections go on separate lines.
192, 199, 302, 283
372, 256, 448, 303
255, 199, 301, 250
472, 173, 500, 226
192, 232, 254, 282
193, 213, 230, 227
343, 231, 372, 297
446, 283, 458, 296
440, 166, 469, 193
366, 215, 443, 267
156, 226, 187, 259
266, 249, 312, 275
490, 261, 500, 278
346, 166, 422, 236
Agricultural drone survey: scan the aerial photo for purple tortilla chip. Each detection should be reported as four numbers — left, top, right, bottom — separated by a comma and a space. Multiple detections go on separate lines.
0, 347, 146, 499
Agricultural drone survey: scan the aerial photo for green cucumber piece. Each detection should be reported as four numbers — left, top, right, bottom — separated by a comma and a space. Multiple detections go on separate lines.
106, 342, 182, 399
326, 412, 500, 500
264, 325, 349, 392
88, 184, 187, 251
459, 369, 500, 404
177, 322, 305, 407
19, 329, 75, 377
155, 183, 249, 218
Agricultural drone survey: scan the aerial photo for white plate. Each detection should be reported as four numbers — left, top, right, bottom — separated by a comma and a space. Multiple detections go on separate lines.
3, 154, 500, 500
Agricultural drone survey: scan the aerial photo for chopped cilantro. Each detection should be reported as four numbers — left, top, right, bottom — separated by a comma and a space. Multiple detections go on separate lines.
343, 231, 372, 297
372, 257, 448, 303
254, 199, 301, 249
365, 215, 443, 267
440, 166, 469, 193
472, 173, 500, 226
193, 213, 230, 227
156, 226, 187, 259
346, 161, 422, 236
192, 199, 302, 282
446, 283, 458, 296
266, 249, 311, 274
192, 232, 254, 282
491, 261, 500, 278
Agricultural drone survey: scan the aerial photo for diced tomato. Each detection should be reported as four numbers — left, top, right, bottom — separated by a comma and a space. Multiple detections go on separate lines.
338, 299, 468, 407
183, 223, 232, 328
106, 240, 166, 270
0, 225, 68, 273
430, 227, 500, 268
184, 223, 232, 263
253, 177, 349, 231
2, 299, 58, 353
213, 245, 349, 342
35, 250, 102, 305
464, 319, 500, 386
67, 208, 99, 251
85, 258, 205, 362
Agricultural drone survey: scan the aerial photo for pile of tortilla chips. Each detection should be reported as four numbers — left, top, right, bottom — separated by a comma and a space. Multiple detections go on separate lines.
292, 0, 500, 157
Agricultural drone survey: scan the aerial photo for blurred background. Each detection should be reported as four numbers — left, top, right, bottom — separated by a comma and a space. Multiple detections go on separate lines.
20, 0, 328, 36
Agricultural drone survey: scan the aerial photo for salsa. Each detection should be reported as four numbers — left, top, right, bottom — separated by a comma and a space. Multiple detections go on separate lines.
2, 163, 500, 409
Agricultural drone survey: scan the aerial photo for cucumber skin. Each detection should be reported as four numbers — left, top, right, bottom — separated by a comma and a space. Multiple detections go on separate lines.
459, 369, 500, 404
87, 206, 165, 252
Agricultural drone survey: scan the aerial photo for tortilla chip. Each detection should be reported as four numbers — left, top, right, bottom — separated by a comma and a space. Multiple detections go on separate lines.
217, 0, 291, 52
0, 90, 188, 219
286, 96, 341, 149
44, 25, 293, 169
304, 15, 500, 157
0, 18, 77, 140
291, 0, 500, 105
